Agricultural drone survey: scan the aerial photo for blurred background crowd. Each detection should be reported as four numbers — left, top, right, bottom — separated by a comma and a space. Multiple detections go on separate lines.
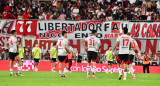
0, 0, 160, 21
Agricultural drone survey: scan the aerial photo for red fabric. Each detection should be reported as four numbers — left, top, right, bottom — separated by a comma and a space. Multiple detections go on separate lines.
92, 56, 98, 62
4, 6, 11, 12
46, 15, 50, 20
23, 12, 30, 19
68, 59, 72, 71
2, 12, 8, 19
12, 14, 17, 19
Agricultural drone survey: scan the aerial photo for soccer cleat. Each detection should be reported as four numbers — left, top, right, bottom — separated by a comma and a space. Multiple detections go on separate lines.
52, 70, 56, 72
123, 77, 127, 80
16, 73, 23, 76
62, 74, 67, 77
87, 76, 90, 78
122, 76, 124, 78
106, 72, 108, 74
131, 77, 136, 79
92, 76, 96, 78
10, 73, 15, 76
118, 75, 122, 80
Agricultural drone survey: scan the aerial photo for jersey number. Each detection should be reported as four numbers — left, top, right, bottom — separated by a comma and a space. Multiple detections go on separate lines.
123, 39, 129, 46
131, 42, 135, 48
89, 39, 94, 46
59, 41, 61, 47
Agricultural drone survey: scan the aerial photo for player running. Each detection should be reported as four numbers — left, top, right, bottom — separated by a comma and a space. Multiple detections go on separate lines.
56, 31, 70, 77
127, 33, 141, 79
32, 43, 41, 72
50, 42, 58, 72
81, 30, 101, 78
105, 46, 114, 74
18, 43, 25, 71
7, 30, 23, 76
113, 27, 131, 80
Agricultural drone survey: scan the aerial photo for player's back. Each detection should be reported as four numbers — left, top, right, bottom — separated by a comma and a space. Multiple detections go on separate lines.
86, 36, 100, 52
117, 34, 131, 54
57, 37, 68, 56
7, 36, 17, 53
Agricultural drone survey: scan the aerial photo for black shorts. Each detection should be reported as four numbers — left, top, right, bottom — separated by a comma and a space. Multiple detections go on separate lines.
117, 54, 129, 64
51, 58, 57, 63
58, 56, 68, 63
34, 58, 40, 63
87, 51, 98, 63
129, 55, 134, 64
9, 52, 19, 61
108, 61, 113, 65
21, 58, 24, 62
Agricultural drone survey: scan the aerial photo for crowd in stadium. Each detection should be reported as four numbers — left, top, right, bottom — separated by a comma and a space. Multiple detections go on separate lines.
0, 0, 160, 21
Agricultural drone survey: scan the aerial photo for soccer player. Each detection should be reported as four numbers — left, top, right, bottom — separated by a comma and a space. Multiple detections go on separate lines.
7, 30, 23, 76
18, 43, 25, 71
105, 46, 114, 74
50, 42, 58, 72
127, 33, 141, 79
32, 43, 41, 72
81, 30, 101, 78
113, 27, 131, 80
56, 31, 70, 77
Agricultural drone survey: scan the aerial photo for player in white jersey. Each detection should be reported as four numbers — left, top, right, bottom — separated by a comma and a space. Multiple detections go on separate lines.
127, 33, 141, 79
7, 30, 23, 76
113, 27, 131, 80
56, 31, 70, 77
82, 30, 101, 78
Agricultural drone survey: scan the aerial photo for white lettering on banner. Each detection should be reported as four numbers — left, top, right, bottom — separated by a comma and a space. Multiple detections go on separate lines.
17, 21, 32, 33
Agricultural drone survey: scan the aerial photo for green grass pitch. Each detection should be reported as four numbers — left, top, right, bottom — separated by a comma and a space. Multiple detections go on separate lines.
0, 71, 160, 86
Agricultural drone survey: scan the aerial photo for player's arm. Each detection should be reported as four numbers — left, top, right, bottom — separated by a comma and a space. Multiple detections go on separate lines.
113, 41, 119, 52
40, 49, 42, 60
64, 44, 70, 53
81, 39, 88, 50
129, 41, 132, 50
97, 41, 102, 51
6, 43, 9, 49
32, 48, 34, 59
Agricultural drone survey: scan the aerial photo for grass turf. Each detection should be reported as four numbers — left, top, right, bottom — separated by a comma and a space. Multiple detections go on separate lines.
0, 71, 160, 86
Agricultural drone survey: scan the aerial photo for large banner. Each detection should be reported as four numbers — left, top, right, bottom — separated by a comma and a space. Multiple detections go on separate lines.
0, 20, 160, 39
0, 60, 160, 73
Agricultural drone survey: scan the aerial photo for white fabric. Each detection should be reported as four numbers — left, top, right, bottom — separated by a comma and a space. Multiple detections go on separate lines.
57, 37, 69, 56
130, 38, 138, 55
156, 1, 160, 9
72, 9, 79, 16
8, 36, 17, 53
116, 34, 131, 54
85, 36, 100, 52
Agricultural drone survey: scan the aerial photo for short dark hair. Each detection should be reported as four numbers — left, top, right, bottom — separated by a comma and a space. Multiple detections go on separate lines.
92, 30, 97, 34
109, 46, 112, 47
123, 27, 128, 34
54, 42, 57, 45
62, 31, 67, 36
11, 30, 16, 34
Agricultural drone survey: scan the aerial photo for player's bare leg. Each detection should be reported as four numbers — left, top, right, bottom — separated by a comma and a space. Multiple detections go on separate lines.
92, 62, 96, 78
10, 60, 14, 76
35, 62, 38, 72
15, 56, 23, 76
123, 64, 128, 80
59, 62, 63, 77
21, 61, 23, 71
108, 65, 112, 74
117, 63, 122, 80
128, 64, 136, 79
87, 62, 91, 78
63, 62, 68, 77
51, 63, 53, 71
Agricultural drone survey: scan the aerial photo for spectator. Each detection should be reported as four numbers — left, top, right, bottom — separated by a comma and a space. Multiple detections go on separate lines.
23, 10, 30, 19
43, 50, 50, 60
156, 0, 160, 13
59, 12, 66, 20
4, 4, 11, 12
2, 10, 7, 19
71, 6, 79, 20
142, 52, 150, 73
